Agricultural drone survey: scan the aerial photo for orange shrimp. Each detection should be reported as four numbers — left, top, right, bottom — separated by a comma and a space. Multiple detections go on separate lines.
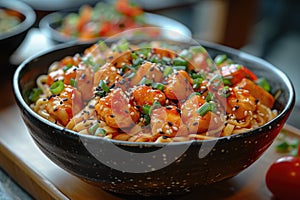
181, 95, 222, 134
236, 78, 275, 108
164, 70, 193, 100
226, 87, 257, 120
150, 105, 188, 139
93, 63, 121, 87
45, 85, 81, 126
188, 50, 210, 72
47, 55, 81, 86
132, 85, 166, 109
129, 61, 163, 86
95, 88, 140, 129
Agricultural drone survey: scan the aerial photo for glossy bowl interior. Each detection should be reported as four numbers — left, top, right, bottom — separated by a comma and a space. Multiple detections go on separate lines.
0, 0, 36, 71
39, 11, 192, 44
13, 40, 295, 197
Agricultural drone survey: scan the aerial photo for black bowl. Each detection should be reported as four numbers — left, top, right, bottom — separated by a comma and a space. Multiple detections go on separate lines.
0, 0, 36, 74
13, 40, 295, 197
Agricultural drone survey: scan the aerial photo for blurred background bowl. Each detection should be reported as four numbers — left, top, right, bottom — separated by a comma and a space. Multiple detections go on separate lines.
13, 40, 295, 197
0, 0, 36, 76
39, 9, 192, 44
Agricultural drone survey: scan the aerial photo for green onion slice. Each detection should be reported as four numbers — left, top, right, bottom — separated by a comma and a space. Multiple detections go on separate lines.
89, 123, 99, 134
95, 127, 106, 136
63, 64, 73, 72
256, 78, 271, 92
50, 80, 64, 95
152, 82, 164, 91
99, 80, 110, 93
214, 54, 227, 65
220, 86, 231, 98
193, 77, 203, 89
70, 78, 77, 87
142, 105, 152, 115
139, 77, 153, 86
173, 66, 187, 71
197, 102, 216, 116
28, 88, 42, 102
133, 57, 143, 66
205, 92, 214, 102
163, 66, 173, 77
173, 57, 188, 66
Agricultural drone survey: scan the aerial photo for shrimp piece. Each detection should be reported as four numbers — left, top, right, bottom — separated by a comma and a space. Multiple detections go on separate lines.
164, 70, 194, 100
151, 47, 177, 59
45, 85, 81, 126
108, 50, 132, 68
181, 95, 222, 134
129, 61, 163, 86
150, 105, 188, 139
236, 78, 275, 108
132, 85, 166, 109
226, 87, 257, 120
188, 51, 210, 72
94, 63, 121, 87
95, 88, 140, 128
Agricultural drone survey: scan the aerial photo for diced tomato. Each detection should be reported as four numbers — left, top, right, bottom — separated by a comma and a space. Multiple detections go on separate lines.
76, 5, 92, 32
115, 0, 143, 17
221, 64, 257, 85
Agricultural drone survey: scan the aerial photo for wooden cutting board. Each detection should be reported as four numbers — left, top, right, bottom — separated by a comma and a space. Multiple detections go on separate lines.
0, 104, 299, 200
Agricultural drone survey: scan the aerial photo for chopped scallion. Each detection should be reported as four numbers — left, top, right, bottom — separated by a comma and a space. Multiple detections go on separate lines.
256, 78, 271, 92
152, 82, 164, 91
89, 123, 99, 134
173, 66, 187, 71
133, 57, 143, 66
63, 64, 73, 72
142, 105, 152, 115
50, 80, 64, 95
163, 66, 173, 77
139, 77, 153, 86
205, 92, 214, 102
173, 57, 188, 66
214, 54, 227, 65
197, 102, 216, 116
99, 80, 110, 93
95, 127, 106, 136
162, 57, 171, 64
70, 78, 77, 87
28, 88, 42, 102
193, 77, 203, 89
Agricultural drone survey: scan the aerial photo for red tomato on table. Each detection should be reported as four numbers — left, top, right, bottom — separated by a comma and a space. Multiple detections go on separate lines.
265, 156, 300, 200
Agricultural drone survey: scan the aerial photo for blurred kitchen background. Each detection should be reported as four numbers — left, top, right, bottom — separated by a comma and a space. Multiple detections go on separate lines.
5, 0, 298, 125
1, 0, 300, 199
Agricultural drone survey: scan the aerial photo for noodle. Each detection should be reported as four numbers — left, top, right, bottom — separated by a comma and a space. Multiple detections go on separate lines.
28, 39, 278, 142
